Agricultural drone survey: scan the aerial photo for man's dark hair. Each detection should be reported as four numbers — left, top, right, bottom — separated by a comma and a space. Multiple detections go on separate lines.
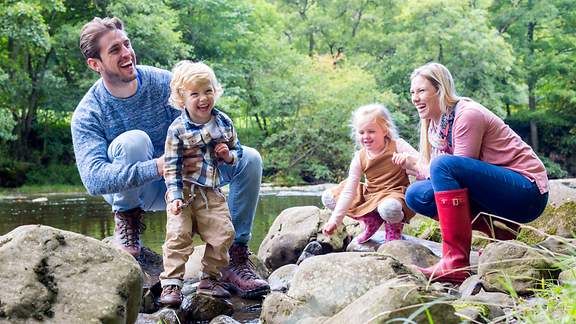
79, 17, 125, 60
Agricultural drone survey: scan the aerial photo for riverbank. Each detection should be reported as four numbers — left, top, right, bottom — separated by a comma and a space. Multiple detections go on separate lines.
2, 179, 575, 204
0, 183, 336, 199
0, 184, 86, 196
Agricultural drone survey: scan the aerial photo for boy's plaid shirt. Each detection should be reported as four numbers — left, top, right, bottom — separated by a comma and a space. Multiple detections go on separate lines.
164, 108, 242, 203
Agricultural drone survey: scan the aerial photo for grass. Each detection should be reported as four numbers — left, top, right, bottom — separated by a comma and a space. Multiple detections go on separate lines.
405, 213, 576, 323
0, 184, 86, 196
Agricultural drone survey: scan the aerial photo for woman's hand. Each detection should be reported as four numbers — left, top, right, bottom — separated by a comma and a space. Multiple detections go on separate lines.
323, 221, 338, 236
169, 199, 183, 215
215, 143, 233, 163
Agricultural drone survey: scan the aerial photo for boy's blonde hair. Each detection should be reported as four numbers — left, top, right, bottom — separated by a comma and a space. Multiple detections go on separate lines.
351, 104, 398, 146
169, 61, 223, 110
410, 62, 460, 165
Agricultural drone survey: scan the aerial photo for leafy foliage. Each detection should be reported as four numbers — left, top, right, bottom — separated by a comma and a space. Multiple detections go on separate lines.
0, 0, 575, 187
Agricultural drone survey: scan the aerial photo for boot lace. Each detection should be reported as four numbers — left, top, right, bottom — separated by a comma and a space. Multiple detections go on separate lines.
116, 209, 146, 247
230, 246, 260, 280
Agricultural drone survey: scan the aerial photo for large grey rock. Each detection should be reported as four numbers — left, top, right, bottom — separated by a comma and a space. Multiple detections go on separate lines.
519, 202, 576, 243
0, 225, 142, 323
548, 179, 576, 207
209, 315, 241, 324
328, 278, 460, 324
258, 206, 347, 271
377, 239, 440, 268
179, 294, 234, 322
136, 308, 180, 324
478, 241, 560, 295
268, 264, 299, 293
558, 267, 576, 284
260, 292, 306, 324
260, 252, 424, 323
184, 244, 207, 281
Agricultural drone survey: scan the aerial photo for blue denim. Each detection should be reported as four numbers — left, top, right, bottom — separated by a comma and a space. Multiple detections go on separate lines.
103, 130, 261, 245
406, 155, 548, 223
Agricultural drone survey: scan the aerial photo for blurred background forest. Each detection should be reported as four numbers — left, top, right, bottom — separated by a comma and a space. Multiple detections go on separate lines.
1, 0, 575, 188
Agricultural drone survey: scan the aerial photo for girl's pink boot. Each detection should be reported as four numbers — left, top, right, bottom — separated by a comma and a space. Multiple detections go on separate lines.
384, 222, 404, 241
355, 211, 384, 243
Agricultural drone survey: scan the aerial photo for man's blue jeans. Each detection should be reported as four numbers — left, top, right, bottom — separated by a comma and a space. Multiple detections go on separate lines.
103, 130, 261, 245
406, 155, 548, 223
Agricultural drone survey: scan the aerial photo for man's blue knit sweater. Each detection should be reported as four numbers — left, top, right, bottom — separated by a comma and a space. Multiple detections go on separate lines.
71, 65, 180, 195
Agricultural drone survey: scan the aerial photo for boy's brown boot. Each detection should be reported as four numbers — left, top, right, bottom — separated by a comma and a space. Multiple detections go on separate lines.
159, 285, 182, 307
197, 277, 231, 298
111, 207, 145, 258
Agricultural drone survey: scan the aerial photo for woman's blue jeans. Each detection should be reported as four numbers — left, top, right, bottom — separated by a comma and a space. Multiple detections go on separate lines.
406, 155, 548, 223
103, 130, 262, 245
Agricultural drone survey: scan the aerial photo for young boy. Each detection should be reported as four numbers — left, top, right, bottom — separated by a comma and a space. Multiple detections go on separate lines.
159, 61, 238, 306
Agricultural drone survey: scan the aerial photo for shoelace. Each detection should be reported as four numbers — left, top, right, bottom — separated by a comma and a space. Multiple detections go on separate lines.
117, 214, 146, 247
204, 278, 226, 289
231, 253, 259, 280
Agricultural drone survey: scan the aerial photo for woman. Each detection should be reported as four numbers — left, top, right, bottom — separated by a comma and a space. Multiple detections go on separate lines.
393, 62, 549, 284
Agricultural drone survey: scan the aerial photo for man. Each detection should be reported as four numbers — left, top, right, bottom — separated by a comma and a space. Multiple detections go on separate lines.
71, 17, 269, 298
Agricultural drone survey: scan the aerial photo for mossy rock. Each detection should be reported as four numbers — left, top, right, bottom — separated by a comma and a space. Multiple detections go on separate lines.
404, 215, 441, 242
518, 202, 576, 244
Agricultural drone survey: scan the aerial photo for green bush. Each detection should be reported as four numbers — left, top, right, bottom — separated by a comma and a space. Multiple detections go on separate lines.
24, 163, 82, 186
540, 155, 569, 179
262, 108, 353, 185
0, 159, 32, 187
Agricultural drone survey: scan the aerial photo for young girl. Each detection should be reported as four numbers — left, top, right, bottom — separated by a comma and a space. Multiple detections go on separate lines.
322, 104, 417, 243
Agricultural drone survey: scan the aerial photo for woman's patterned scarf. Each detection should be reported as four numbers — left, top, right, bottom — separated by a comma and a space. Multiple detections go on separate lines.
428, 102, 457, 155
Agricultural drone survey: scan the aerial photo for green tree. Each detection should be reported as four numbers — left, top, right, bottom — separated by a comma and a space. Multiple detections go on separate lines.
489, 0, 575, 152
0, 0, 66, 158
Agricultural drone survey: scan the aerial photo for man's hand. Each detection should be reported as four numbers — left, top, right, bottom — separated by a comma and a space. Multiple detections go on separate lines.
169, 199, 183, 215
157, 148, 203, 177
214, 143, 233, 164
156, 155, 165, 177
182, 148, 203, 174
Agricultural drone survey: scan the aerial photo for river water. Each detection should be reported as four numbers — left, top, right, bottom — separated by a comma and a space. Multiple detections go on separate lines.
0, 192, 323, 253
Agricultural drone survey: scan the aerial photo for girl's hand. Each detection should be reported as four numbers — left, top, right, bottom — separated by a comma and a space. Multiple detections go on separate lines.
392, 152, 408, 166
215, 143, 233, 163
393, 152, 420, 176
170, 199, 183, 215
323, 221, 338, 236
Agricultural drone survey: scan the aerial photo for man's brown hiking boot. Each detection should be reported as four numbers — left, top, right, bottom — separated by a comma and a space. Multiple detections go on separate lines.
197, 277, 231, 298
111, 207, 145, 258
221, 244, 270, 299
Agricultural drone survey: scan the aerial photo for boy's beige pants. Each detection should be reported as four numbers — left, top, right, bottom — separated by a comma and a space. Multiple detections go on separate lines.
160, 186, 235, 286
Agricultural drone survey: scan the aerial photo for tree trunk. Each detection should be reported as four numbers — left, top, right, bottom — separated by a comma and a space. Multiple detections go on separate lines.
308, 32, 315, 57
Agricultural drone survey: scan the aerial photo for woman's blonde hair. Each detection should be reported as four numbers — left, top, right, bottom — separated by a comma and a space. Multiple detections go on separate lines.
351, 104, 398, 147
169, 61, 223, 110
410, 62, 460, 165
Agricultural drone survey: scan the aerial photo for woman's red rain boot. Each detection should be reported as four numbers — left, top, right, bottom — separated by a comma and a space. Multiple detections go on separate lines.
419, 188, 472, 284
